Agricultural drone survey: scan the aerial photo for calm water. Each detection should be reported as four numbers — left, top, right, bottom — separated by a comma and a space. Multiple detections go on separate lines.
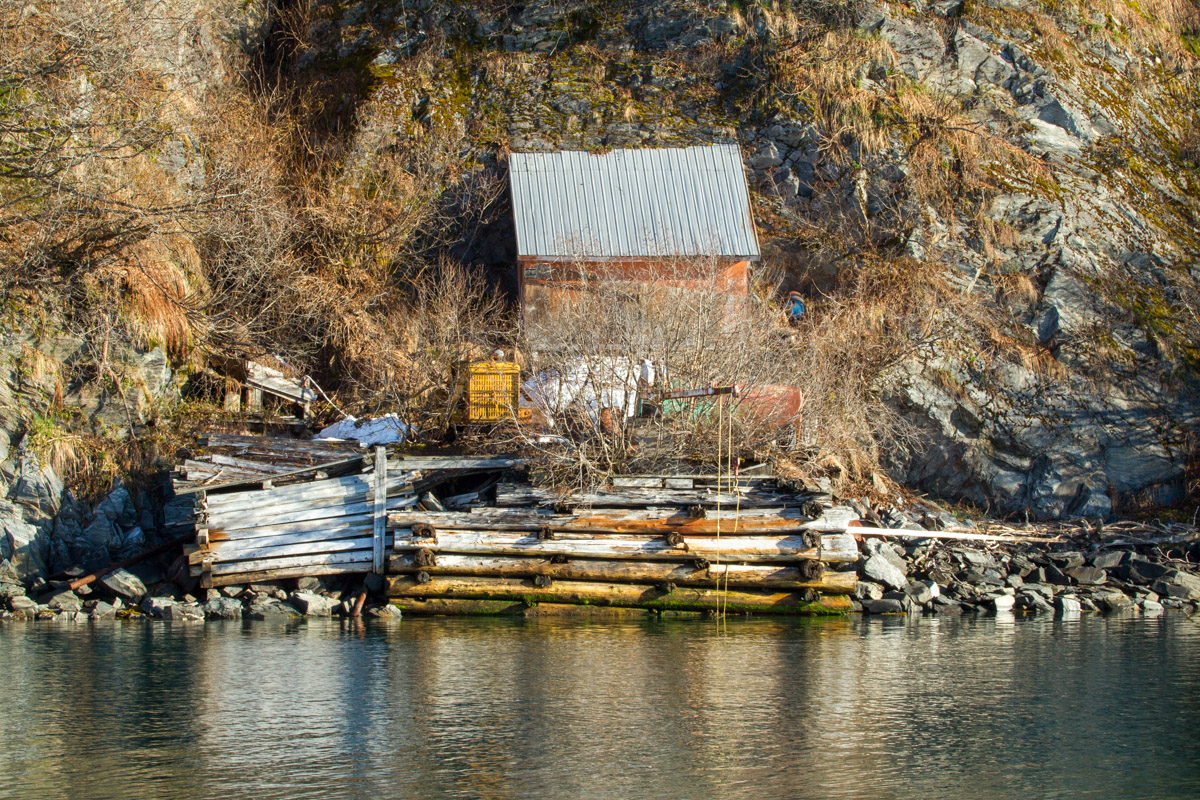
1, 613, 1199, 800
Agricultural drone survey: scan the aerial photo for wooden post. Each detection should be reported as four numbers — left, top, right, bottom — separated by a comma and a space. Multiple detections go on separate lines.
245, 386, 263, 412
372, 445, 386, 574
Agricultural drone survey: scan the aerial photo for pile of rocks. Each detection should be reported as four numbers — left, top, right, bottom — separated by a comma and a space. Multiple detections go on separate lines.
0, 562, 401, 623
852, 534, 1200, 617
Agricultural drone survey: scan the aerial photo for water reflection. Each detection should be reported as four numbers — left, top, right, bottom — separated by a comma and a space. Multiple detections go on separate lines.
1, 614, 1198, 800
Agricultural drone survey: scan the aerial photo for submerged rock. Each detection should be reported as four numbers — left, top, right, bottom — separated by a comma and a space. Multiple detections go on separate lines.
203, 597, 244, 620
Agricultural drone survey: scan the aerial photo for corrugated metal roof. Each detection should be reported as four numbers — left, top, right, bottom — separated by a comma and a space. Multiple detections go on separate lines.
509, 144, 760, 260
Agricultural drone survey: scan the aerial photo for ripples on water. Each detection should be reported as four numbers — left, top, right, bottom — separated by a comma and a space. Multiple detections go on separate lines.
1, 613, 1198, 800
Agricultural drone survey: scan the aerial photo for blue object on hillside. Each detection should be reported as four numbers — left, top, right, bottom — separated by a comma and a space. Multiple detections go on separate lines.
786, 293, 806, 322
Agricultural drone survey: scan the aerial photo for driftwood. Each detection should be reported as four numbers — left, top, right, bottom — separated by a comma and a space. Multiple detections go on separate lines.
849, 525, 1062, 544
387, 553, 852, 592
385, 575, 854, 614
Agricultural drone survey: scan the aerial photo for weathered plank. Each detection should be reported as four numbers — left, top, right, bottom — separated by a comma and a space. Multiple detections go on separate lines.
391, 529, 857, 563
372, 446, 387, 574
206, 492, 416, 531
208, 534, 380, 563
387, 553, 854, 592
176, 455, 368, 495
193, 526, 376, 563
246, 361, 317, 404
209, 512, 375, 543
386, 456, 526, 471
385, 575, 852, 614
203, 433, 361, 456
203, 471, 412, 514
208, 550, 374, 576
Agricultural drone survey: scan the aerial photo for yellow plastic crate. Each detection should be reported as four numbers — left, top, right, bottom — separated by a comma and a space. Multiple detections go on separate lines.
459, 361, 521, 424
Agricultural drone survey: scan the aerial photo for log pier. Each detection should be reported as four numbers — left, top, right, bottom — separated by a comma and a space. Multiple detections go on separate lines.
179, 439, 858, 613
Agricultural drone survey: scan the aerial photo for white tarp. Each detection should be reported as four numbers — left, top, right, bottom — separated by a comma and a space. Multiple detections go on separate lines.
521, 357, 639, 428
317, 414, 411, 446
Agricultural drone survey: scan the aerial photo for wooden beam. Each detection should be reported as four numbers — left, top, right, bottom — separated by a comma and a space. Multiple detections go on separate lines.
493, 483, 791, 509
204, 550, 374, 576
385, 575, 852, 615
372, 446, 387, 575
389, 598, 530, 616
386, 509, 821, 536
206, 493, 416, 532
206, 562, 369, 587
391, 529, 857, 563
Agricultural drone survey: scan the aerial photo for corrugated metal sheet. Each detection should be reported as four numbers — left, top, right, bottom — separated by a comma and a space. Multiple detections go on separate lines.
509, 144, 760, 259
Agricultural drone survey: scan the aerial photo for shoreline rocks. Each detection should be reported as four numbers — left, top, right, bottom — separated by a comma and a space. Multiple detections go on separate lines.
852, 529, 1200, 618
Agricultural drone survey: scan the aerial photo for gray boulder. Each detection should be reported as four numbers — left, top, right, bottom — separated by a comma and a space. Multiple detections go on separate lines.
290, 591, 337, 616
366, 603, 404, 621
1055, 594, 1082, 615
988, 594, 1016, 612
1096, 591, 1134, 613
855, 581, 884, 601
862, 553, 909, 591
865, 597, 907, 614
141, 596, 178, 618
42, 588, 82, 611
87, 601, 116, 619
1067, 566, 1107, 586
247, 598, 300, 621
99, 568, 147, 602
161, 602, 204, 621
9, 594, 37, 613
203, 597, 244, 620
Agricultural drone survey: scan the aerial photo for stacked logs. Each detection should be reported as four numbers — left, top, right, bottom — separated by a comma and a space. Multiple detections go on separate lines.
386, 476, 859, 615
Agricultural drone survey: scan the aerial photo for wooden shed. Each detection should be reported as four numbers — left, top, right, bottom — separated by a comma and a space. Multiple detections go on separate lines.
508, 144, 761, 332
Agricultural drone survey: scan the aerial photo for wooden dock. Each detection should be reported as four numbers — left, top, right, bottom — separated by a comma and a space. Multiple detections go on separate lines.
178, 437, 859, 615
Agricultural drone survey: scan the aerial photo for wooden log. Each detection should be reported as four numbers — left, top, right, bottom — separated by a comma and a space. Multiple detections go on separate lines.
386, 553, 855, 593
387, 509, 821, 536
391, 529, 857, 563
389, 598, 530, 616
385, 575, 851, 615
